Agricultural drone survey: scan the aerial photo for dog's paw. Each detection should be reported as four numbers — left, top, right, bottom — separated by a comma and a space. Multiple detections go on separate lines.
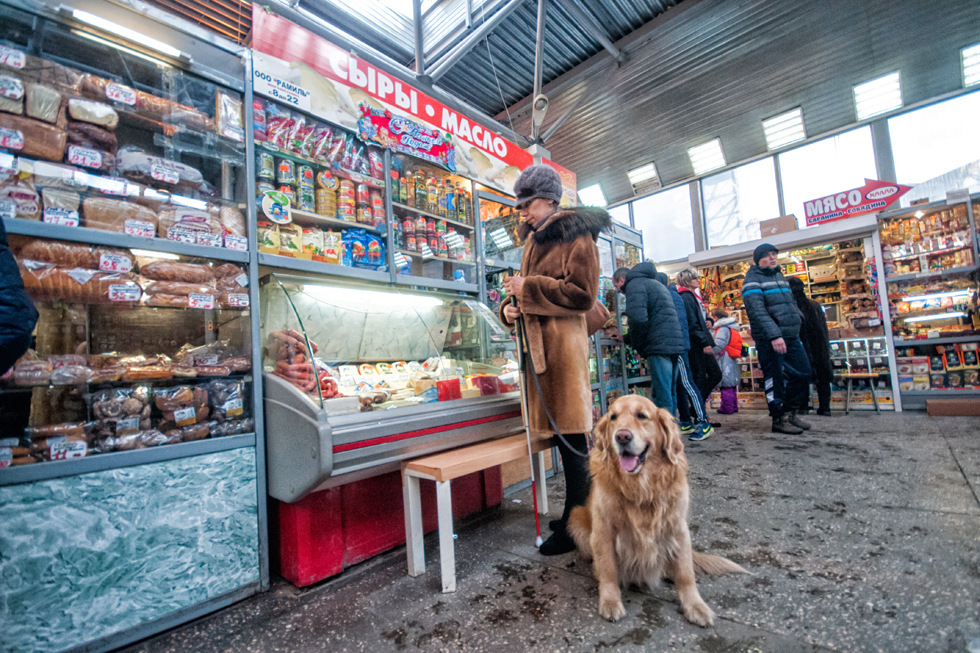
683, 600, 715, 628
599, 597, 626, 622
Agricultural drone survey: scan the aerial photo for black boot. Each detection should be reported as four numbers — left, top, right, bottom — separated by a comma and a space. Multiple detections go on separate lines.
772, 415, 803, 435
540, 434, 590, 556
787, 411, 812, 431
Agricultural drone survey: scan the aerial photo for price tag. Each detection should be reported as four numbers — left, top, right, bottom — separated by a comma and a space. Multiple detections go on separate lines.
0, 127, 24, 150
99, 252, 133, 273
196, 232, 222, 248
0, 46, 25, 69
101, 177, 131, 196
124, 219, 156, 237
45, 436, 67, 447
116, 416, 140, 435
0, 437, 18, 447
224, 234, 247, 251
108, 284, 141, 302
43, 208, 80, 227
67, 268, 95, 285
0, 447, 11, 468
105, 83, 137, 105
222, 398, 244, 417
167, 226, 197, 244
173, 406, 196, 427
196, 355, 219, 366
227, 293, 249, 308
188, 293, 215, 309
235, 273, 249, 288
51, 440, 87, 460
67, 145, 102, 169
0, 200, 16, 221
0, 74, 23, 99
151, 164, 179, 184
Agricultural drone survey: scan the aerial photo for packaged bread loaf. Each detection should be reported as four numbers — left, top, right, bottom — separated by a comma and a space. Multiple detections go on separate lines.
0, 73, 24, 114
82, 197, 158, 233
67, 98, 118, 130
116, 146, 206, 193
18, 259, 143, 304
25, 422, 87, 439
67, 121, 118, 154
209, 205, 245, 238
146, 293, 190, 308
0, 113, 67, 161
144, 281, 214, 296
0, 178, 41, 220
41, 188, 81, 212
17, 239, 133, 271
141, 260, 214, 284
26, 83, 63, 124
4, 54, 82, 91
157, 207, 214, 239
213, 263, 244, 280
24, 160, 83, 191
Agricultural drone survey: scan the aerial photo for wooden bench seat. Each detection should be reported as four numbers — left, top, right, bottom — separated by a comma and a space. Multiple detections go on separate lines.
402, 432, 556, 593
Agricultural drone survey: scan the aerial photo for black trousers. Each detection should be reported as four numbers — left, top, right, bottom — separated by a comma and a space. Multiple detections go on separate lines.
689, 348, 723, 406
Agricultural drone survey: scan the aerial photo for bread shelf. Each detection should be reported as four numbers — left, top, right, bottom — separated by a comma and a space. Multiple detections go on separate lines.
885, 265, 977, 282
885, 243, 972, 262
3, 217, 250, 263
392, 201, 474, 231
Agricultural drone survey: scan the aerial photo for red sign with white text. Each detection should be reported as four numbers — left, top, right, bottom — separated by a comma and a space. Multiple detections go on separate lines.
804, 179, 912, 226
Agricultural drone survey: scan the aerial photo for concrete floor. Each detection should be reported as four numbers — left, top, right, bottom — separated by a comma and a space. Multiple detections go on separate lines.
124, 412, 980, 652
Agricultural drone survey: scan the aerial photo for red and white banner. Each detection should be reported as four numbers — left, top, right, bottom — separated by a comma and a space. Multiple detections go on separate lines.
804, 179, 912, 226
251, 7, 533, 193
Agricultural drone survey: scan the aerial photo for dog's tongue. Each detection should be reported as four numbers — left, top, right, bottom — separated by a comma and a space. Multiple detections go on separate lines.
619, 454, 639, 472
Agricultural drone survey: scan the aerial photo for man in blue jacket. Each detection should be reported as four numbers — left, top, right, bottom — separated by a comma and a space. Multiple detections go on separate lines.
0, 219, 37, 375
741, 244, 811, 434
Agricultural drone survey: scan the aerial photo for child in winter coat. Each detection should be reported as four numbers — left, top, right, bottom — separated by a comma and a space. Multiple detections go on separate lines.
710, 308, 741, 415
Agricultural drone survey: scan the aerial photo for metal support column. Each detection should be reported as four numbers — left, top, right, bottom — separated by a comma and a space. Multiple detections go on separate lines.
413, 0, 426, 78
870, 118, 897, 183
691, 181, 707, 252
871, 228, 903, 412
531, 0, 547, 141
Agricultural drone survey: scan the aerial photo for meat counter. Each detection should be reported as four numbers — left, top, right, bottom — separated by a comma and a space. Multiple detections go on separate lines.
259, 272, 523, 502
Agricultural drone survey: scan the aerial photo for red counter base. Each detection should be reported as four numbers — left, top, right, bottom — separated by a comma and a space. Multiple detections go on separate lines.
272, 466, 504, 587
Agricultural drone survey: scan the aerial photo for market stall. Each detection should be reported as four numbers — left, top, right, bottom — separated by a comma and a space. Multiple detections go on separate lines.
689, 215, 901, 412
0, 0, 265, 650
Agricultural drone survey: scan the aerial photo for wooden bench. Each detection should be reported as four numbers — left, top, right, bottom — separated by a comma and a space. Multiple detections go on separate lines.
402, 432, 556, 593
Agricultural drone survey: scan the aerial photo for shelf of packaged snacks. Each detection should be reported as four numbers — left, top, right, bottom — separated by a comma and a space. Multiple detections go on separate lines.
256, 142, 386, 190
893, 335, 980, 346
0, 373, 253, 394
391, 201, 474, 231
627, 376, 651, 384
2, 217, 250, 263
257, 252, 392, 283
885, 242, 972, 262
288, 208, 384, 235
395, 249, 476, 266
393, 272, 479, 294
0, 432, 255, 487
885, 265, 977, 283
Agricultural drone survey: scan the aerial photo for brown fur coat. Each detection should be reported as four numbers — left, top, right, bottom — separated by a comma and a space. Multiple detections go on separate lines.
499, 206, 611, 435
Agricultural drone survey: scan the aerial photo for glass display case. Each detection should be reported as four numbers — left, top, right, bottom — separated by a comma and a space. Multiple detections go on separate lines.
259, 273, 522, 501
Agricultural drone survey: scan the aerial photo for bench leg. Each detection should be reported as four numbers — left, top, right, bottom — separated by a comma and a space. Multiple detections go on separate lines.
534, 450, 549, 515
403, 473, 425, 577
870, 380, 880, 414
436, 480, 456, 593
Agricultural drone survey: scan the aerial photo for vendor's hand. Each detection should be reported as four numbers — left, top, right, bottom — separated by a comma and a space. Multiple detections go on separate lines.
503, 304, 521, 322
503, 275, 525, 297
772, 337, 787, 354
703, 346, 713, 354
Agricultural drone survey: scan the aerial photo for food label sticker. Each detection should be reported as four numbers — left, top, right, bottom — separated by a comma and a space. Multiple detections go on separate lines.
116, 416, 140, 434
151, 164, 179, 184
235, 273, 249, 288
105, 83, 137, 105
101, 177, 131, 196
0, 74, 23, 99
45, 436, 67, 447
108, 284, 141, 302
167, 226, 197, 244
0, 437, 18, 447
188, 293, 215, 309
173, 407, 196, 427
99, 252, 133, 273
67, 268, 95, 285
196, 355, 219, 366
223, 398, 244, 417
224, 234, 247, 251
124, 219, 155, 237
51, 440, 87, 460
0, 447, 10, 468
196, 232, 223, 248
227, 293, 249, 308
42, 207, 80, 227
67, 145, 102, 169
0, 200, 17, 221
0, 127, 24, 150
0, 46, 25, 69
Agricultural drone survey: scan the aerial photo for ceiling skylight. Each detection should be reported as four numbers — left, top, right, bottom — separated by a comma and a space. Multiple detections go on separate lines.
578, 184, 607, 207
762, 108, 806, 150
854, 72, 902, 120
687, 139, 726, 175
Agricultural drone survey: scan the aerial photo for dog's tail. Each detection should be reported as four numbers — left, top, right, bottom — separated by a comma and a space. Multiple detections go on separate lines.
567, 506, 592, 558
691, 551, 750, 576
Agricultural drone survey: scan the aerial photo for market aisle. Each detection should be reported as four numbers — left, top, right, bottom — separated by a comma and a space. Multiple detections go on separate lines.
123, 413, 980, 653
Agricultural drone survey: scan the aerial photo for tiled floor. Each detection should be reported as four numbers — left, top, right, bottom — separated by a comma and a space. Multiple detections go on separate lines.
125, 412, 980, 652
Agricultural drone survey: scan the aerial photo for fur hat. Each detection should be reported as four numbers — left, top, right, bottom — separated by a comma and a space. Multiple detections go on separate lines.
514, 164, 563, 207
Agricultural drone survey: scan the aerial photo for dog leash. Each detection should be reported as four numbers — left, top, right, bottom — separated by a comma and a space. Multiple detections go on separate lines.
516, 315, 591, 458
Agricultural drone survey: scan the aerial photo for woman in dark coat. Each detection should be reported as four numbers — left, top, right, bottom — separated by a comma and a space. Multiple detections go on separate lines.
676, 268, 723, 423
788, 276, 832, 416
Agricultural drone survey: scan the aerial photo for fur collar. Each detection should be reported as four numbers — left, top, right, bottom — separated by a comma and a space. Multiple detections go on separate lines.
519, 206, 612, 245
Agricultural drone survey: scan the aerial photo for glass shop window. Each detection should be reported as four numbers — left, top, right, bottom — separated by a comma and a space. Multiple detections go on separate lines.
778, 127, 878, 226
631, 185, 696, 264
888, 90, 980, 206
608, 204, 631, 226
703, 157, 780, 247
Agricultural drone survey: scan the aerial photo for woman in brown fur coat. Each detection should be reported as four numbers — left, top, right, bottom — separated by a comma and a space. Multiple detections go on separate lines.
499, 164, 611, 555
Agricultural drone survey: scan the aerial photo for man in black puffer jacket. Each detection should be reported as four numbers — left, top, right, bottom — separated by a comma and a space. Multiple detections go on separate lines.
613, 262, 685, 414
0, 219, 37, 375
742, 244, 812, 434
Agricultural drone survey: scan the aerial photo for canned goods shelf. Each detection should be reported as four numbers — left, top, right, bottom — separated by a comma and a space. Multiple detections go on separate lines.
288, 209, 384, 235
391, 201, 474, 230
396, 249, 477, 265
256, 143, 386, 190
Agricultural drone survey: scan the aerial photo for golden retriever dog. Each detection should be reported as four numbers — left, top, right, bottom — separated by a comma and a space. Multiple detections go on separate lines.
569, 395, 747, 626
